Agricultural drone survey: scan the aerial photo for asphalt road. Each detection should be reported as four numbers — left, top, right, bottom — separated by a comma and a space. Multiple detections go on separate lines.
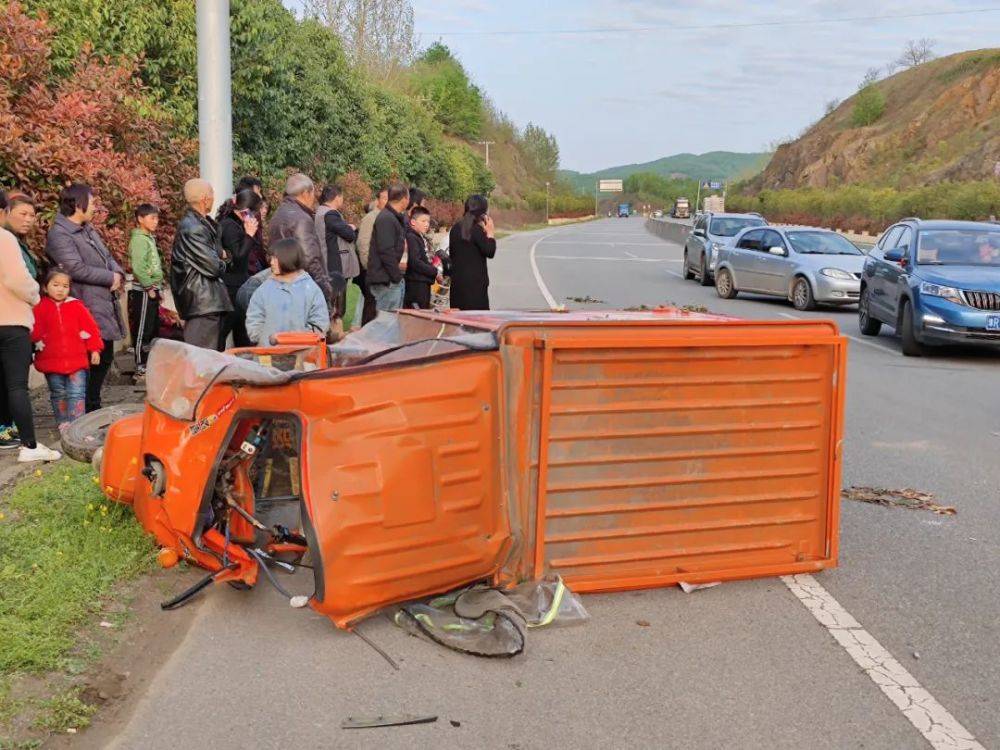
106, 217, 1000, 750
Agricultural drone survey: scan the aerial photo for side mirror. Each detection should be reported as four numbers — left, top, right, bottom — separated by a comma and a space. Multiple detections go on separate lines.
768, 246, 787, 256
693, 229, 705, 238
884, 247, 906, 264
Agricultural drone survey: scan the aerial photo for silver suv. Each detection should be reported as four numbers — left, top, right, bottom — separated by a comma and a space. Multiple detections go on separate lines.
684, 212, 767, 286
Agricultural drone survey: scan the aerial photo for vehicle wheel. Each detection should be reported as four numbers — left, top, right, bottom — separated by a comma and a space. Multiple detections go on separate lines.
792, 277, 816, 311
715, 269, 738, 299
61, 403, 145, 463
683, 252, 695, 280
899, 300, 925, 357
858, 287, 882, 336
699, 256, 713, 287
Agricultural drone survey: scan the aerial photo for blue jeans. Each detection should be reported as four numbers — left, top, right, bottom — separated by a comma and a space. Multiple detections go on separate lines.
46, 370, 88, 426
370, 281, 405, 312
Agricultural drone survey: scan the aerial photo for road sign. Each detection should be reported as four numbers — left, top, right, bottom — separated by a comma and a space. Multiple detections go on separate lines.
598, 179, 623, 192
709, 181, 723, 190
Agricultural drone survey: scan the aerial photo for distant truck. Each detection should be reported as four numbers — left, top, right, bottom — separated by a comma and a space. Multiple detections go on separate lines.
703, 194, 725, 213
617, 203, 631, 218
671, 197, 690, 219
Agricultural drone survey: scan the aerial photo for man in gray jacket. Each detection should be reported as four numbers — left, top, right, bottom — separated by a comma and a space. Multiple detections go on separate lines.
268, 173, 333, 309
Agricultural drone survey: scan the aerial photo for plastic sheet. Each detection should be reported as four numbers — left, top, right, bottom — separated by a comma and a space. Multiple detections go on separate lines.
146, 339, 292, 421
330, 312, 497, 367
391, 577, 589, 658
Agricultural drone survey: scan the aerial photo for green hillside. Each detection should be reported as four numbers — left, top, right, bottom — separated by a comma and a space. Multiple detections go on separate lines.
559, 151, 772, 194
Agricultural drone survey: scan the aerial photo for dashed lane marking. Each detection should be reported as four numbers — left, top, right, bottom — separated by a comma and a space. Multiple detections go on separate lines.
783, 575, 984, 750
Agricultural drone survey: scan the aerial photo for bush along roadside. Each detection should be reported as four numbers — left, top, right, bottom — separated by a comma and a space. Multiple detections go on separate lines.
0, 462, 156, 742
727, 180, 1000, 233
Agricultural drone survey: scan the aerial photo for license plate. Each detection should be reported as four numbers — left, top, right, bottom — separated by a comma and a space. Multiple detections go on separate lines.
988, 315, 1000, 331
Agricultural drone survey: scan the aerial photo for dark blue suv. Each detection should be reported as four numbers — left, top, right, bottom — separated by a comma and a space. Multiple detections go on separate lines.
859, 219, 1000, 356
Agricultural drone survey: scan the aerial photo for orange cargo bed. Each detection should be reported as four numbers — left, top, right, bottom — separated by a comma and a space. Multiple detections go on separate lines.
101, 309, 845, 628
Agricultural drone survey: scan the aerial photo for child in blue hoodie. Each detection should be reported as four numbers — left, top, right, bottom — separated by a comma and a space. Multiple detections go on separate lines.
245, 238, 329, 345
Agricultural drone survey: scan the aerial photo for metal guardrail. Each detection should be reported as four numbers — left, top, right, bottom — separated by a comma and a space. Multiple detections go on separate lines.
644, 216, 875, 251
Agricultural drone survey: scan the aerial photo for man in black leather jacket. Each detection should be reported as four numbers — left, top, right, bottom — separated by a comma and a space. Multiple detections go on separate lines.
170, 179, 236, 350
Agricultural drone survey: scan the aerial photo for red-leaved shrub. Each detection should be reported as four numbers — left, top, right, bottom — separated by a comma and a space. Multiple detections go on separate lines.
0, 1, 196, 264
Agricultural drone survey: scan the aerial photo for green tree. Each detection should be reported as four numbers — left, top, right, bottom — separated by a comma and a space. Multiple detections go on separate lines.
519, 123, 559, 179
408, 42, 483, 139
851, 84, 886, 127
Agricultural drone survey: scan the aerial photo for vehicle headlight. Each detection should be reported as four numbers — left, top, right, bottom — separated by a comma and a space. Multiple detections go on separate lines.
820, 268, 854, 280
919, 282, 963, 304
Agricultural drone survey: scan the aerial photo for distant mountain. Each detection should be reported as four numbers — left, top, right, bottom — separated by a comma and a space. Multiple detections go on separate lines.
559, 151, 772, 193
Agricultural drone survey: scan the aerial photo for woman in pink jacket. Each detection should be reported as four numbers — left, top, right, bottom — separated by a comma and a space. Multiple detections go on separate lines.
0, 189, 60, 462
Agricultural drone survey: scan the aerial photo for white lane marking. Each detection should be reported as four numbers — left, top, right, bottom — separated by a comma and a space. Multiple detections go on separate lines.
666, 270, 685, 279
783, 575, 984, 750
777, 312, 898, 353
541, 240, 668, 246
529, 232, 560, 310
535, 255, 680, 263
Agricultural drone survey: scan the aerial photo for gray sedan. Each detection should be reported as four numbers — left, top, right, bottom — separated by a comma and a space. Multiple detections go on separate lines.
714, 227, 866, 310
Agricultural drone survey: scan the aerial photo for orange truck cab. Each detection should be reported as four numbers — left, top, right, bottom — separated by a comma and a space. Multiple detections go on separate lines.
101, 308, 846, 628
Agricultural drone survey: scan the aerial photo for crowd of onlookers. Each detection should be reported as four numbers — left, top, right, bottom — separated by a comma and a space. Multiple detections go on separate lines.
0, 173, 498, 464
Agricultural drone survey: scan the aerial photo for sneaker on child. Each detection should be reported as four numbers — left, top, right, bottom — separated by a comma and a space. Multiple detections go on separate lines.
18, 443, 62, 463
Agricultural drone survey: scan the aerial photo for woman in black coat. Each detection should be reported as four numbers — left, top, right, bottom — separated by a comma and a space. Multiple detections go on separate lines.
447, 195, 497, 310
217, 189, 263, 347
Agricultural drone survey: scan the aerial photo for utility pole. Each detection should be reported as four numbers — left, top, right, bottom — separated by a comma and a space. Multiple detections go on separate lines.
476, 140, 495, 167
196, 0, 233, 211
545, 181, 550, 224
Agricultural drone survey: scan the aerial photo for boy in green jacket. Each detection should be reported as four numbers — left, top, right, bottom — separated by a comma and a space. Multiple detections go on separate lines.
127, 204, 163, 374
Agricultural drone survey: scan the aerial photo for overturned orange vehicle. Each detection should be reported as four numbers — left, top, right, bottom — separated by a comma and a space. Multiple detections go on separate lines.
100, 308, 846, 628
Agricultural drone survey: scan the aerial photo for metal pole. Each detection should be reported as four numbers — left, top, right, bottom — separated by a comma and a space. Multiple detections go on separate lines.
594, 182, 599, 217
477, 141, 495, 167
695, 180, 702, 214
197, 0, 233, 212
545, 181, 550, 224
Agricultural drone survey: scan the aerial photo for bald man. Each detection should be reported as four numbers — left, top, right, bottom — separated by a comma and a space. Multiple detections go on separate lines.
170, 178, 233, 350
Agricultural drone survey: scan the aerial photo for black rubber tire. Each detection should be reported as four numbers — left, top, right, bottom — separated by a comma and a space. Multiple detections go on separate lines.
698, 255, 713, 287
683, 251, 695, 280
715, 269, 738, 299
792, 277, 816, 311
858, 287, 882, 336
61, 403, 145, 463
899, 301, 925, 357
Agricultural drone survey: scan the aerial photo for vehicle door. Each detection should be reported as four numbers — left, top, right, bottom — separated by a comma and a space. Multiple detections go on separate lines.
688, 215, 708, 266
755, 229, 794, 294
882, 226, 914, 323
866, 225, 903, 320
300, 352, 509, 626
729, 229, 766, 289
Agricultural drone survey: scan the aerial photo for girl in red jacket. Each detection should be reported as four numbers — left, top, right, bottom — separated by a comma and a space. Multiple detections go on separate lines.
31, 270, 103, 429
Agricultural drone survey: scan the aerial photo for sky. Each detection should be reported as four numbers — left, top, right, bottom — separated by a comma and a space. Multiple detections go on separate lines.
285, 1, 1000, 173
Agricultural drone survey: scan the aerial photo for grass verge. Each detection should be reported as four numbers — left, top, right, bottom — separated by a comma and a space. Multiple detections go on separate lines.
0, 462, 155, 738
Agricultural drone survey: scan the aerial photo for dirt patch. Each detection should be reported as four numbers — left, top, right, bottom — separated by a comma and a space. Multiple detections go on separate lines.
44, 566, 204, 749
842, 486, 957, 515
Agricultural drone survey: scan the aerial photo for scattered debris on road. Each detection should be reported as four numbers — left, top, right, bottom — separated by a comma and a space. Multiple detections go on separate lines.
341, 714, 438, 729
635, 619, 650, 627
566, 295, 606, 303
841, 486, 956, 515
679, 581, 721, 593
392, 577, 588, 658
680, 304, 709, 313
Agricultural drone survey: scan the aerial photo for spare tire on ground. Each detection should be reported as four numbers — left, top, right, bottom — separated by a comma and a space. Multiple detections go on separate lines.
61, 403, 145, 463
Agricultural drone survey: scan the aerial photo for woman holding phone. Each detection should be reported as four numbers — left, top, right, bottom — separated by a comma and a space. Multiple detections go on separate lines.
447, 194, 496, 310
217, 188, 262, 348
